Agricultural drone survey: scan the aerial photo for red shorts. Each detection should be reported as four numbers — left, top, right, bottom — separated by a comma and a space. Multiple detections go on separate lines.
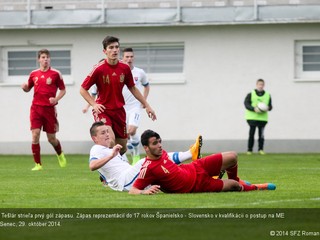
30, 105, 59, 134
191, 153, 224, 193
94, 108, 127, 139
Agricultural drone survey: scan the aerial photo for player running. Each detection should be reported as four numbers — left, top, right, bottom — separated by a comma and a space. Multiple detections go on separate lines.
21, 49, 67, 171
88, 121, 202, 191
129, 130, 276, 195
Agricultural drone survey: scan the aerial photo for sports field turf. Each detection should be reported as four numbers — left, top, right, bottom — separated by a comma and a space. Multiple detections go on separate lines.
1, 153, 319, 208
0, 153, 319, 239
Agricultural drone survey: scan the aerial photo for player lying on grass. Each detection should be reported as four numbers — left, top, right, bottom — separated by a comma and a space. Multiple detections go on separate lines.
88, 121, 202, 191
129, 130, 276, 195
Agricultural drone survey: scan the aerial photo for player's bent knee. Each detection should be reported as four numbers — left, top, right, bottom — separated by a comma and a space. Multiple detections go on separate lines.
128, 130, 135, 136
127, 126, 137, 136
229, 151, 238, 160
222, 152, 238, 166
228, 151, 238, 165
47, 137, 57, 145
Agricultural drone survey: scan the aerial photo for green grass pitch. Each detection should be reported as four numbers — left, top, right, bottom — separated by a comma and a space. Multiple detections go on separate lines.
0, 153, 319, 240
1, 153, 319, 208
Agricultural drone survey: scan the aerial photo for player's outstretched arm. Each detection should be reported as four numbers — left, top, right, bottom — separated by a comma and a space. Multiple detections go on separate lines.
129, 185, 161, 195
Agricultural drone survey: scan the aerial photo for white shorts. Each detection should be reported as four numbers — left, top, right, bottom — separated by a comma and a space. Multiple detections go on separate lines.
122, 159, 145, 191
125, 105, 142, 127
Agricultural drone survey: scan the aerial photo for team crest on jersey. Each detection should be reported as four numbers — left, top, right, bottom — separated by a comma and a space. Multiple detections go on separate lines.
134, 77, 138, 82
46, 77, 52, 85
120, 73, 125, 83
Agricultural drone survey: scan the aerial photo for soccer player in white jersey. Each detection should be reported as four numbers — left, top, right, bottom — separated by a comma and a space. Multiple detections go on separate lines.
121, 48, 150, 165
89, 121, 202, 191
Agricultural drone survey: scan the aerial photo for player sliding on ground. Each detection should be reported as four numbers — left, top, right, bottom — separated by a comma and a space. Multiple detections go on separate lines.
129, 130, 276, 195
88, 121, 202, 191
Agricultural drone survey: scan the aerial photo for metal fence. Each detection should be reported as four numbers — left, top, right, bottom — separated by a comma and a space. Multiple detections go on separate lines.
1, 0, 320, 11
1, 0, 320, 27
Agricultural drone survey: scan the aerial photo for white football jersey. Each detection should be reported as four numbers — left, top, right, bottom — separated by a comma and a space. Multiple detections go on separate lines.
89, 144, 144, 191
122, 66, 149, 108
90, 84, 97, 96
89, 145, 131, 191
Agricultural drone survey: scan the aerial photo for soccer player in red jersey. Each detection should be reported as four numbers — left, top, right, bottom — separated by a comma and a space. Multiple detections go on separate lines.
80, 36, 156, 156
21, 49, 67, 171
129, 130, 276, 195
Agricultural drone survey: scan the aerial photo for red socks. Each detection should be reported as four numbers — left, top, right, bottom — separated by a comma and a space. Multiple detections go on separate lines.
32, 140, 62, 165
241, 184, 257, 191
54, 140, 62, 155
226, 164, 240, 182
32, 143, 41, 164
226, 164, 256, 192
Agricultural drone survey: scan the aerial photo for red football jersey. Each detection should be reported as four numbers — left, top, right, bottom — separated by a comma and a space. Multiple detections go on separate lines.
27, 67, 65, 107
81, 60, 135, 110
133, 150, 197, 193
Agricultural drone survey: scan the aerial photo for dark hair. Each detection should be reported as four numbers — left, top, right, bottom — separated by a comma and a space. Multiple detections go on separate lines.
122, 47, 133, 53
102, 36, 119, 49
90, 121, 105, 137
38, 49, 50, 59
257, 78, 265, 84
141, 130, 161, 146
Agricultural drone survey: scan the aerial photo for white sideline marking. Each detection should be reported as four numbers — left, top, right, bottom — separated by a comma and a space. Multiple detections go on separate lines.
246, 198, 320, 206
202, 197, 320, 208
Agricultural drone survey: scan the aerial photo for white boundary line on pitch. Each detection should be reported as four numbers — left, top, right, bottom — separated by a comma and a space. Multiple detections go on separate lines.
206, 197, 320, 208
246, 197, 320, 206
